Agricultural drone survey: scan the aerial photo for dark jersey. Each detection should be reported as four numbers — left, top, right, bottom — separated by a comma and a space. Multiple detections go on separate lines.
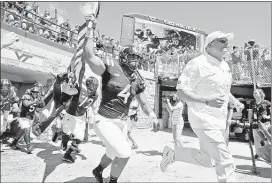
20, 94, 43, 120
98, 59, 146, 119
66, 85, 97, 116
250, 100, 271, 123
0, 93, 18, 113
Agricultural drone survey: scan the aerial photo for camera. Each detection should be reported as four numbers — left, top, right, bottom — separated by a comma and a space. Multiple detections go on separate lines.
235, 121, 259, 130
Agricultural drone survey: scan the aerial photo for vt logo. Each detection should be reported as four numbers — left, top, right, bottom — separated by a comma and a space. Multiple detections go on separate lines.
15, 51, 33, 62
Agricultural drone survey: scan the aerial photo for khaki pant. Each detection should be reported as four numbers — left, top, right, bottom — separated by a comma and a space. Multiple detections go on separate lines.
174, 128, 236, 182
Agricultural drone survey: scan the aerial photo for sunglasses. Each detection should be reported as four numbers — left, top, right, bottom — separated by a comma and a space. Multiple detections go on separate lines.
216, 39, 228, 44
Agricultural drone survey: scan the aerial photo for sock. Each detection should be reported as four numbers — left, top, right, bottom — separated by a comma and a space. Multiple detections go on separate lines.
52, 131, 59, 142
65, 146, 73, 155
94, 164, 104, 173
109, 175, 118, 183
62, 134, 69, 148
24, 128, 31, 145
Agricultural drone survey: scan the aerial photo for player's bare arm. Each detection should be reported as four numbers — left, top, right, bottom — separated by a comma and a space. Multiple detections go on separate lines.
136, 92, 154, 116
84, 16, 106, 76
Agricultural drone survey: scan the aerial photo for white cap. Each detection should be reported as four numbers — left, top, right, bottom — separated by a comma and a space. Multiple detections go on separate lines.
205, 31, 234, 48
248, 39, 255, 43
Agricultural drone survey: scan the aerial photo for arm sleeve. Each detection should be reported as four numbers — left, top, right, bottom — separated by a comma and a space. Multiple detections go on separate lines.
176, 60, 201, 91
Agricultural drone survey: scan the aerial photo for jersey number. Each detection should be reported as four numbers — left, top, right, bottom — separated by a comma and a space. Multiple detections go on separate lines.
117, 84, 131, 104
29, 105, 36, 112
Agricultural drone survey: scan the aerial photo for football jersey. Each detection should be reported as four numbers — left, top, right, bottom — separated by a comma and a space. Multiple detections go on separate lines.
98, 59, 146, 119
66, 85, 97, 117
20, 94, 40, 120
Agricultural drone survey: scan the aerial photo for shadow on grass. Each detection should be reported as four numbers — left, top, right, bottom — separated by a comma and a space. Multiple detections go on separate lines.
136, 150, 163, 156
33, 142, 87, 183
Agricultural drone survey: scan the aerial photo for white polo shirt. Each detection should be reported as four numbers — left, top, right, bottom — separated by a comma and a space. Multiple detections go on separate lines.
176, 53, 232, 130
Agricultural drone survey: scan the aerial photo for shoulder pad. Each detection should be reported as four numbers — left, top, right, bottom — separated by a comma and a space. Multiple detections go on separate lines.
21, 94, 31, 100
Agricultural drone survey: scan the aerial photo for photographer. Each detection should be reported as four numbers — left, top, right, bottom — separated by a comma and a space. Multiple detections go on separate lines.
164, 94, 185, 147
250, 89, 271, 159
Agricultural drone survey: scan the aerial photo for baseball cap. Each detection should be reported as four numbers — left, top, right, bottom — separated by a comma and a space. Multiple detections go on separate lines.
248, 39, 255, 43
205, 31, 234, 48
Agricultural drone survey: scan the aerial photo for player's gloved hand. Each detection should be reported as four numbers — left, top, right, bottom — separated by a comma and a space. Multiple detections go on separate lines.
149, 112, 160, 132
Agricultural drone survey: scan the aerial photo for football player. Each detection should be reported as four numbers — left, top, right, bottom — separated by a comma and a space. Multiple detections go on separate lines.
83, 15, 159, 183
9, 86, 45, 154
0, 79, 19, 136
61, 76, 99, 163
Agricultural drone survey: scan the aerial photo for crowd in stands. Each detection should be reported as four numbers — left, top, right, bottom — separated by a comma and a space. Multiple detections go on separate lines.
1, 2, 270, 80
1, 1, 77, 48
224, 40, 271, 84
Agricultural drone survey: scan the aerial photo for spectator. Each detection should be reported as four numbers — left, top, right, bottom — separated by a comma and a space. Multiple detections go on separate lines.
21, 2, 35, 33
5, 2, 20, 27
31, 2, 39, 15
104, 38, 114, 58
70, 25, 79, 48
244, 39, 260, 81
39, 10, 52, 39
262, 48, 271, 83
249, 89, 271, 160
231, 46, 243, 81
164, 94, 185, 147
59, 19, 71, 45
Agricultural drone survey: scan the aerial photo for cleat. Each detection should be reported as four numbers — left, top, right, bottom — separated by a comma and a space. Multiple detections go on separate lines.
26, 145, 34, 154
160, 146, 175, 172
92, 168, 103, 183
10, 144, 21, 150
62, 153, 75, 163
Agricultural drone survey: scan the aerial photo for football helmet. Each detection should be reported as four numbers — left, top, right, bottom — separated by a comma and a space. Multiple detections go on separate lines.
119, 45, 143, 77
86, 76, 99, 96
